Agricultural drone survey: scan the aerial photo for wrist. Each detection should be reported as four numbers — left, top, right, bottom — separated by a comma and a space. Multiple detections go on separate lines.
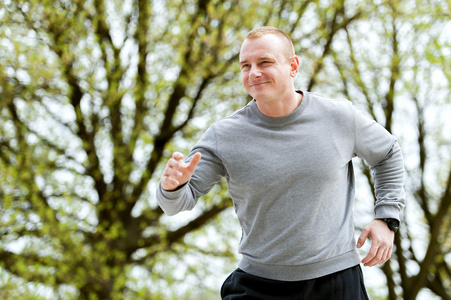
378, 218, 400, 233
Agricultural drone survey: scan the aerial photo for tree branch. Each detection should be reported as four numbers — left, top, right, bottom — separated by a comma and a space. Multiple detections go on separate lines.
307, 1, 361, 90
142, 198, 233, 259
0, 250, 65, 287
344, 28, 377, 120
383, 7, 400, 132
413, 96, 433, 224
408, 166, 451, 298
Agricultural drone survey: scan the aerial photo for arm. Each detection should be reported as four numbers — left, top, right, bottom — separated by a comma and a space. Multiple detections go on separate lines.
156, 125, 226, 216
351, 105, 406, 266
357, 140, 405, 267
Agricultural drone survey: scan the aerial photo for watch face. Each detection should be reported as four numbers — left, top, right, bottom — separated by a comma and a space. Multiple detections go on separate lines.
387, 219, 399, 232
381, 218, 399, 232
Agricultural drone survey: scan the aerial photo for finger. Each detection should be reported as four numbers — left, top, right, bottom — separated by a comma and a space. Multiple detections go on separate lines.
380, 246, 393, 265
368, 249, 384, 267
363, 255, 379, 267
164, 175, 179, 186
361, 241, 379, 266
163, 167, 182, 178
172, 152, 184, 161
187, 152, 202, 173
375, 239, 392, 264
161, 176, 180, 191
357, 228, 369, 248
364, 244, 391, 267
168, 157, 184, 170
375, 247, 390, 266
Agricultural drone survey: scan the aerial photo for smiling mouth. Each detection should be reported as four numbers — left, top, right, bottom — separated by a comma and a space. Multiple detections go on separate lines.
250, 82, 269, 87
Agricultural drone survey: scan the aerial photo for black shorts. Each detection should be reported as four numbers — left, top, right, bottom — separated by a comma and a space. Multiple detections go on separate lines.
220, 265, 370, 300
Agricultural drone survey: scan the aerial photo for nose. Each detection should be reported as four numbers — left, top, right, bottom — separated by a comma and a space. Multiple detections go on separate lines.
249, 65, 262, 79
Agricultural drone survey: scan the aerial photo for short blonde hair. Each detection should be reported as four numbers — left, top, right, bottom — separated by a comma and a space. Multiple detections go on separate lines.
245, 26, 295, 58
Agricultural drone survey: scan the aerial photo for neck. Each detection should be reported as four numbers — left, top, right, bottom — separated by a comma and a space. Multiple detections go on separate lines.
255, 91, 303, 117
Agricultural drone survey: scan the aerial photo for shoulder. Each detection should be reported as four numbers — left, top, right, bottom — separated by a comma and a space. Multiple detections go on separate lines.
307, 92, 353, 111
211, 101, 254, 131
304, 92, 355, 123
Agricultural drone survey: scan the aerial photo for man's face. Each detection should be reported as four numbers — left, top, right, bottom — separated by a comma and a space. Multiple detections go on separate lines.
239, 34, 298, 104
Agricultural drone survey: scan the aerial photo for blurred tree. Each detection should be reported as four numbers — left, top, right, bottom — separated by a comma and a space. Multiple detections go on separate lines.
0, 0, 449, 299
0, 0, 361, 298
332, 1, 451, 299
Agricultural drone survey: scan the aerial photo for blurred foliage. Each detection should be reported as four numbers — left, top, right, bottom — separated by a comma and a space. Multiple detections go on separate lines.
0, 0, 450, 299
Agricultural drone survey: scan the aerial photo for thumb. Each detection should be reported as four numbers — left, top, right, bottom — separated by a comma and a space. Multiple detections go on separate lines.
187, 152, 202, 173
357, 229, 369, 248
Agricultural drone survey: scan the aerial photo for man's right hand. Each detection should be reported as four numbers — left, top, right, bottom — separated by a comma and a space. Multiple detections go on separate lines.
160, 152, 202, 191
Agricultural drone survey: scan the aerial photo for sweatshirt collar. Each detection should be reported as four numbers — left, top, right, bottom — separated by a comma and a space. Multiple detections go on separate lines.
250, 90, 308, 125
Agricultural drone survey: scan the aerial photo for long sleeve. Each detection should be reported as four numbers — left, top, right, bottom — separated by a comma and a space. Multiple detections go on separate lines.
371, 141, 406, 220
352, 106, 406, 220
156, 125, 227, 216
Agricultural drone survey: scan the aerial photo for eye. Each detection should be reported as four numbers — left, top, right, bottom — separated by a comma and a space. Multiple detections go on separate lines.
240, 64, 250, 70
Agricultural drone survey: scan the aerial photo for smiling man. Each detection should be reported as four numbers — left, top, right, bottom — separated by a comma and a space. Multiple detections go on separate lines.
239, 29, 301, 117
157, 27, 405, 299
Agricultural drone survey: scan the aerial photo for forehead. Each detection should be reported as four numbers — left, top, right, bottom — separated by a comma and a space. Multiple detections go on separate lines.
239, 34, 287, 62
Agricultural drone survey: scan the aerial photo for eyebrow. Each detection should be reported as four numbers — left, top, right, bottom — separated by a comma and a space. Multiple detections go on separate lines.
239, 57, 275, 65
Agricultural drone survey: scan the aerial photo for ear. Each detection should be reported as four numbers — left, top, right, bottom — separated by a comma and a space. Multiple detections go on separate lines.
290, 56, 300, 78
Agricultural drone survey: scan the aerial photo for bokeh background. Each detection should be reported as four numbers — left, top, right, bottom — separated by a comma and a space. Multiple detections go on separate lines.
0, 0, 450, 299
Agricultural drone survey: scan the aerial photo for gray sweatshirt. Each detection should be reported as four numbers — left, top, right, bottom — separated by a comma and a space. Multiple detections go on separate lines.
157, 91, 405, 281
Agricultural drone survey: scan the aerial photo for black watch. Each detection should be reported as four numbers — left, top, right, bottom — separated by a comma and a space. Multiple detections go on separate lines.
379, 218, 400, 233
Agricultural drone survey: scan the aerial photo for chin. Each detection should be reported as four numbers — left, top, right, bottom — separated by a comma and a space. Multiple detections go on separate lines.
248, 88, 271, 100
252, 89, 277, 100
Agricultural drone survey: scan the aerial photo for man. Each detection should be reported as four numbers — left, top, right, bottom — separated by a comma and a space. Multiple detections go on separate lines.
157, 26, 405, 299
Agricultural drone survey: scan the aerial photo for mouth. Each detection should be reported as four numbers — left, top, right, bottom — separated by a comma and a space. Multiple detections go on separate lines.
250, 82, 269, 87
